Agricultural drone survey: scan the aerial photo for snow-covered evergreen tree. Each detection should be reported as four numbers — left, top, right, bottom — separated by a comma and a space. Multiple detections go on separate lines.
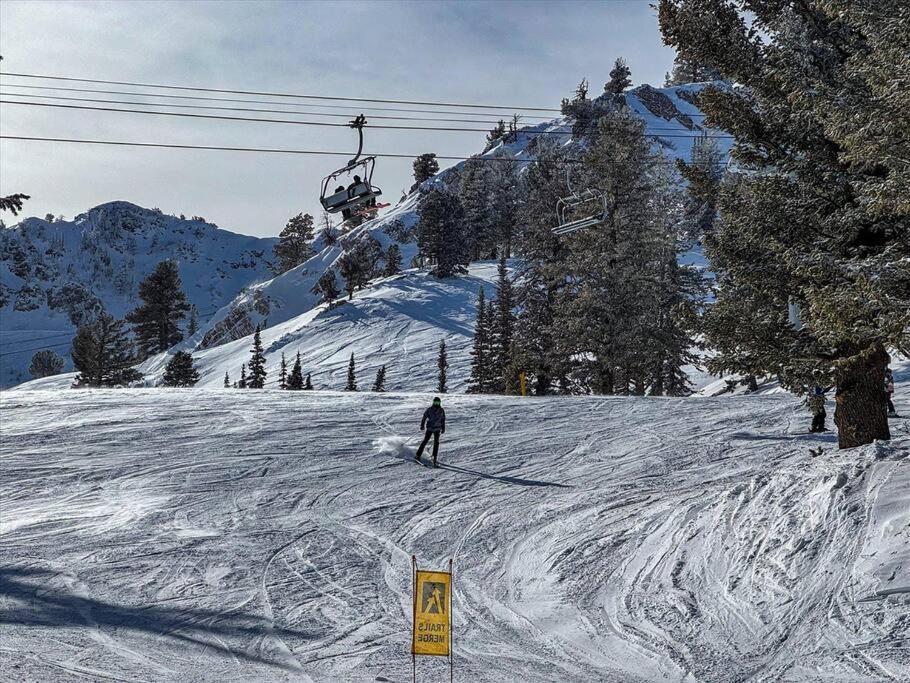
224, 371, 230, 388
278, 352, 288, 389
273, 213, 314, 275
372, 365, 387, 392
187, 305, 199, 336
459, 158, 495, 260
304, 372, 313, 390
72, 313, 142, 387
313, 270, 340, 304
605, 57, 632, 94
126, 260, 190, 358
659, 0, 910, 447
247, 325, 267, 389
417, 188, 468, 278
345, 352, 357, 391
238, 363, 248, 389
483, 120, 506, 153
29, 350, 64, 378
411, 153, 440, 191
467, 287, 489, 393
679, 133, 723, 238
663, 53, 722, 86
437, 339, 449, 394
162, 351, 200, 387
287, 353, 303, 390
491, 256, 515, 392
383, 244, 402, 277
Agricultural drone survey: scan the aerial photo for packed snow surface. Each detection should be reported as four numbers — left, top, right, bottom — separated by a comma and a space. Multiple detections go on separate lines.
1, 386, 908, 682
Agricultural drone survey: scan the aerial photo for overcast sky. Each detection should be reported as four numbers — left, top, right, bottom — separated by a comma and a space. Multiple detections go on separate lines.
0, 0, 677, 237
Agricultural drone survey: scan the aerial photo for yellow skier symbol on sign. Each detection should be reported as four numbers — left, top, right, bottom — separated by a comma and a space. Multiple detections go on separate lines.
422, 582, 446, 615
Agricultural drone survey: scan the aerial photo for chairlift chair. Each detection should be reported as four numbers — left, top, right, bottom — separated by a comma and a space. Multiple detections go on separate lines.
320, 114, 383, 215
552, 168, 608, 236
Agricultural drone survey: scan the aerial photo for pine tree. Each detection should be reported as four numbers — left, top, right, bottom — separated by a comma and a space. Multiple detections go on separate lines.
72, 313, 143, 387
659, 0, 910, 447
372, 365, 387, 392
437, 340, 449, 393
484, 120, 507, 153
162, 351, 200, 387
411, 153, 440, 191
287, 352, 303, 389
278, 352, 288, 389
467, 287, 490, 393
490, 256, 515, 392
514, 141, 571, 395
273, 213, 315, 275
304, 372, 313, 390
339, 237, 383, 298
605, 58, 633, 94
678, 133, 723, 238
126, 260, 191, 358
238, 363, 248, 389
224, 371, 230, 388
313, 270, 340, 304
664, 54, 722, 86
459, 158, 495, 260
247, 325, 267, 388
417, 188, 468, 278
29, 350, 64, 378
383, 244, 402, 277
187, 305, 199, 336
345, 352, 357, 391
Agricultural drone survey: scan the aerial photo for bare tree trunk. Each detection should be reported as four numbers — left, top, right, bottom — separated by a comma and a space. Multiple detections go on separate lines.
834, 343, 890, 449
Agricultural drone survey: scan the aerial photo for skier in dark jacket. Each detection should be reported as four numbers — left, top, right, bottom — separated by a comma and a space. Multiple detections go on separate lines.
416, 396, 445, 467
807, 385, 827, 433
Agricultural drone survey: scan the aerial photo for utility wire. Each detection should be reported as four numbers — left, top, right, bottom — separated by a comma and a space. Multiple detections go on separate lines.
0, 90, 714, 132
0, 71, 563, 113
0, 82, 556, 120
1, 331, 73, 345
0, 100, 734, 139
0, 135, 733, 166
0, 91, 545, 126
0, 340, 71, 357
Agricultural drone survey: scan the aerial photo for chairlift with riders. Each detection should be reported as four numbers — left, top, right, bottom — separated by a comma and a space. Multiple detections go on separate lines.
320, 114, 384, 218
552, 166, 608, 236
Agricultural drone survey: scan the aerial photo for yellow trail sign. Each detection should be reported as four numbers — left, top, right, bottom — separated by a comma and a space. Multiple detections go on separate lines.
411, 566, 452, 657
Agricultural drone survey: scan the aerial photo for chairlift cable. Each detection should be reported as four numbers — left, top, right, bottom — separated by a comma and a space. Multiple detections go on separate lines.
0, 135, 732, 167
0, 71, 563, 113
0, 100, 735, 139
0, 82, 557, 120
0, 91, 554, 126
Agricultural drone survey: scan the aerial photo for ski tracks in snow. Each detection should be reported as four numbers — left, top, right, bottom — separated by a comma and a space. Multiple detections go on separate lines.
0, 389, 908, 681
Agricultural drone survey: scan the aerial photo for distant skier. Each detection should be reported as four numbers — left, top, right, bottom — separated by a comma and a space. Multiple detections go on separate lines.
807, 385, 828, 433
885, 369, 897, 417
416, 396, 445, 467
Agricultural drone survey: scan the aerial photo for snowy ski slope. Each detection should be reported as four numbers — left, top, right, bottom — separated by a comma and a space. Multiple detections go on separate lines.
1, 375, 908, 681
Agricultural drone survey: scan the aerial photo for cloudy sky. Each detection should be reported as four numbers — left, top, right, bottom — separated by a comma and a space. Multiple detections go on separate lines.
0, 0, 677, 237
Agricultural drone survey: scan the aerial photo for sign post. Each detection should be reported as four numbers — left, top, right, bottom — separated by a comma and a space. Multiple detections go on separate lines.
411, 555, 453, 682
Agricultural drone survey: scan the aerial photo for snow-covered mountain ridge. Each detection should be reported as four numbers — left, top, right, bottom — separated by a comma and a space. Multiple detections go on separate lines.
0, 202, 276, 386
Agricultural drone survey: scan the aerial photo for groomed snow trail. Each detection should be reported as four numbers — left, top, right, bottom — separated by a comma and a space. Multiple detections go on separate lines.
1, 389, 907, 682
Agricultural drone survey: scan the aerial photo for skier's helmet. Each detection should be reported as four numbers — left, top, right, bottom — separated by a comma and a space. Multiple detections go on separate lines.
432, 396, 441, 406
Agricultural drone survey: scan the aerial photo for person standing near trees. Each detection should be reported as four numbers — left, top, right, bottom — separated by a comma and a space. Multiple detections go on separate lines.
885, 369, 898, 417
807, 386, 828, 433
415, 396, 446, 468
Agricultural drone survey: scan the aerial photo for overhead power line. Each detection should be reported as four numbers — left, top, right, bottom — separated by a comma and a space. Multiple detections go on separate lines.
0, 135, 733, 168
0, 71, 563, 113
0, 340, 71, 358
0, 100, 734, 140
0, 82, 556, 120
0, 91, 549, 126
0, 90, 715, 132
